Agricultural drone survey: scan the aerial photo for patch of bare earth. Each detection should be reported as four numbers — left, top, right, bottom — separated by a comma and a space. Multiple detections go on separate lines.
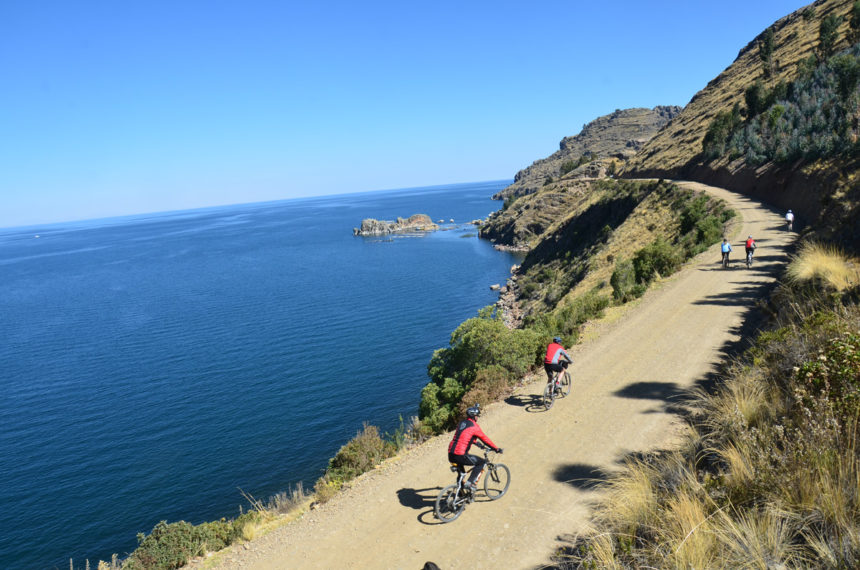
199, 182, 794, 569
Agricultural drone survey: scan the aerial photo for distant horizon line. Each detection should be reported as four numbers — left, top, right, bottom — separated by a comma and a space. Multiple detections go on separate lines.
1, 178, 514, 233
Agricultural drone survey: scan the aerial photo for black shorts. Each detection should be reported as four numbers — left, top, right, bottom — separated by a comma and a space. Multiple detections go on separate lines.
544, 361, 568, 379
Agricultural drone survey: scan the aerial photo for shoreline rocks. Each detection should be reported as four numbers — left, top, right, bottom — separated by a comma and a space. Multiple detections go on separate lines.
353, 214, 439, 236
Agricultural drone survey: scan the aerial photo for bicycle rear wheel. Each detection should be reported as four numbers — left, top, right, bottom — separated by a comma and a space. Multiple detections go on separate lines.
483, 463, 511, 500
560, 371, 571, 397
542, 382, 555, 410
434, 484, 466, 523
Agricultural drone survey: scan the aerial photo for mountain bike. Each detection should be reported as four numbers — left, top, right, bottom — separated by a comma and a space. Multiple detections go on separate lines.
746, 249, 754, 268
434, 448, 510, 523
542, 367, 571, 410
721, 251, 730, 269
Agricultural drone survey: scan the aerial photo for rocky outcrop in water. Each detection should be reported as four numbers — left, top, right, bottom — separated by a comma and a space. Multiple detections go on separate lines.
353, 214, 439, 236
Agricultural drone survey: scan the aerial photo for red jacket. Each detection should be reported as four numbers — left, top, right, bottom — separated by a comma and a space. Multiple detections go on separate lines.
544, 342, 571, 364
448, 418, 497, 456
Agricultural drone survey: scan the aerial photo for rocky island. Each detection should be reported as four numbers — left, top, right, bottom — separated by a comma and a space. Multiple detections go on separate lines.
353, 214, 439, 236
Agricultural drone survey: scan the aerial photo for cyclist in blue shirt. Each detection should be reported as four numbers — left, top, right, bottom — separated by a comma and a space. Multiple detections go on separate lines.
720, 238, 732, 266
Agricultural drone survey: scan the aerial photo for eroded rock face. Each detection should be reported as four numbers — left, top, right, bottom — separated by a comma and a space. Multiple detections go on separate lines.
353, 214, 439, 236
495, 106, 681, 200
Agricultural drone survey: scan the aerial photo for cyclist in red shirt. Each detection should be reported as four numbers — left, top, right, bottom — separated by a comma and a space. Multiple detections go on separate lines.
544, 336, 572, 387
745, 235, 757, 265
447, 404, 502, 492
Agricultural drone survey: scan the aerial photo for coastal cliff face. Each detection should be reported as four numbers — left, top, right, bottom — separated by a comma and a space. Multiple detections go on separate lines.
353, 214, 439, 236
493, 106, 681, 201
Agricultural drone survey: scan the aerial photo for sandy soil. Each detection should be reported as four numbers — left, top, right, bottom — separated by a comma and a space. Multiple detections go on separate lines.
200, 182, 794, 569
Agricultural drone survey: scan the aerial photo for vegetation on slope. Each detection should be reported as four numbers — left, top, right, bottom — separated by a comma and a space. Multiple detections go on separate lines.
625, 0, 858, 178
556, 244, 860, 569
702, 39, 860, 166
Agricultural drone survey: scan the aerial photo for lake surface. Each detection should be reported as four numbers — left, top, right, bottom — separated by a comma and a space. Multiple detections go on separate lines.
0, 180, 518, 568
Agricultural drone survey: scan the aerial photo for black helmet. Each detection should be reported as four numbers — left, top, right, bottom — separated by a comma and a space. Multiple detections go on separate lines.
466, 404, 481, 419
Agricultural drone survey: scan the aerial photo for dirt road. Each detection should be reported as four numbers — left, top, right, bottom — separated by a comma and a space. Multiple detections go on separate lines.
207, 182, 794, 569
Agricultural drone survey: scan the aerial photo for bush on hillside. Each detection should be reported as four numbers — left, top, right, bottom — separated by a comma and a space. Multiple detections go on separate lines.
527, 289, 610, 341
610, 259, 646, 303
703, 41, 860, 166
419, 308, 544, 433
456, 365, 512, 417
632, 238, 681, 284
325, 423, 397, 483
124, 513, 260, 570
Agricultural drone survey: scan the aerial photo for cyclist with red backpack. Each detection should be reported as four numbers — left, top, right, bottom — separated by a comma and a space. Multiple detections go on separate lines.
744, 235, 757, 267
447, 404, 502, 492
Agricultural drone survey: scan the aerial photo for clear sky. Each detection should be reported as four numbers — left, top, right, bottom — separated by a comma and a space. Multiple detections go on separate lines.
1, 0, 811, 228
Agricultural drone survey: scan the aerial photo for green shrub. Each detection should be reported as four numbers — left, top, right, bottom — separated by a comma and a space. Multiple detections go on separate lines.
457, 365, 513, 416
633, 238, 680, 284
419, 308, 544, 432
794, 332, 860, 415
819, 13, 842, 59
611, 259, 639, 302
694, 215, 723, 249
326, 423, 396, 483
124, 513, 259, 570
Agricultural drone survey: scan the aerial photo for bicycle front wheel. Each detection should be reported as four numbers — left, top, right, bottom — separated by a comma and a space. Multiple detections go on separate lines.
542, 383, 555, 410
435, 484, 466, 523
560, 371, 571, 397
483, 463, 511, 500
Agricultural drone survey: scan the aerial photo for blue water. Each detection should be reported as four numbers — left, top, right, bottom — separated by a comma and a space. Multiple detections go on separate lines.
0, 180, 517, 569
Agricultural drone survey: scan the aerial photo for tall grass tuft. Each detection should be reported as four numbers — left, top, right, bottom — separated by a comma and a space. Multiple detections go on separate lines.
787, 241, 860, 292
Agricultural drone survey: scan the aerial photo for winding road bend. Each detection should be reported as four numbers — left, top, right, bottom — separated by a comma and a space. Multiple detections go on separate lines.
206, 181, 795, 569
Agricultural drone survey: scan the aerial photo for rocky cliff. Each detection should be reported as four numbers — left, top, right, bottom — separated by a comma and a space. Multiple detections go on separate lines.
353, 214, 439, 236
494, 106, 681, 200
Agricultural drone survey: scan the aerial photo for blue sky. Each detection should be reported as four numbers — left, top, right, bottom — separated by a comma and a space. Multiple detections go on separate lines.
1, 0, 810, 228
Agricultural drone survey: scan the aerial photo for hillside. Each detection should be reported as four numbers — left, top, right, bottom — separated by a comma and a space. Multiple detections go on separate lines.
494, 106, 680, 200
625, 0, 860, 247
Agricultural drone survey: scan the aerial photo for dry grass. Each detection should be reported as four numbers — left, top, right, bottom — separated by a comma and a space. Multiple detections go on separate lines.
663, 490, 717, 569
786, 241, 860, 291
714, 507, 804, 569
594, 459, 659, 536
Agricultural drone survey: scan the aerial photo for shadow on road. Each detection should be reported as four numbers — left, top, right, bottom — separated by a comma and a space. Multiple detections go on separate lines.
612, 381, 688, 415
399, 486, 450, 525
397, 487, 438, 510
505, 392, 547, 413
552, 463, 610, 491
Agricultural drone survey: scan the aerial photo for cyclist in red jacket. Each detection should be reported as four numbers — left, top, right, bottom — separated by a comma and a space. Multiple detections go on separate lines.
744, 235, 757, 265
544, 336, 572, 387
447, 404, 502, 492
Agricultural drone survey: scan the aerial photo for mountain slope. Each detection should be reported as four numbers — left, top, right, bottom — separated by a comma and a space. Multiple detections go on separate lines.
495, 106, 680, 200
625, 0, 859, 247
